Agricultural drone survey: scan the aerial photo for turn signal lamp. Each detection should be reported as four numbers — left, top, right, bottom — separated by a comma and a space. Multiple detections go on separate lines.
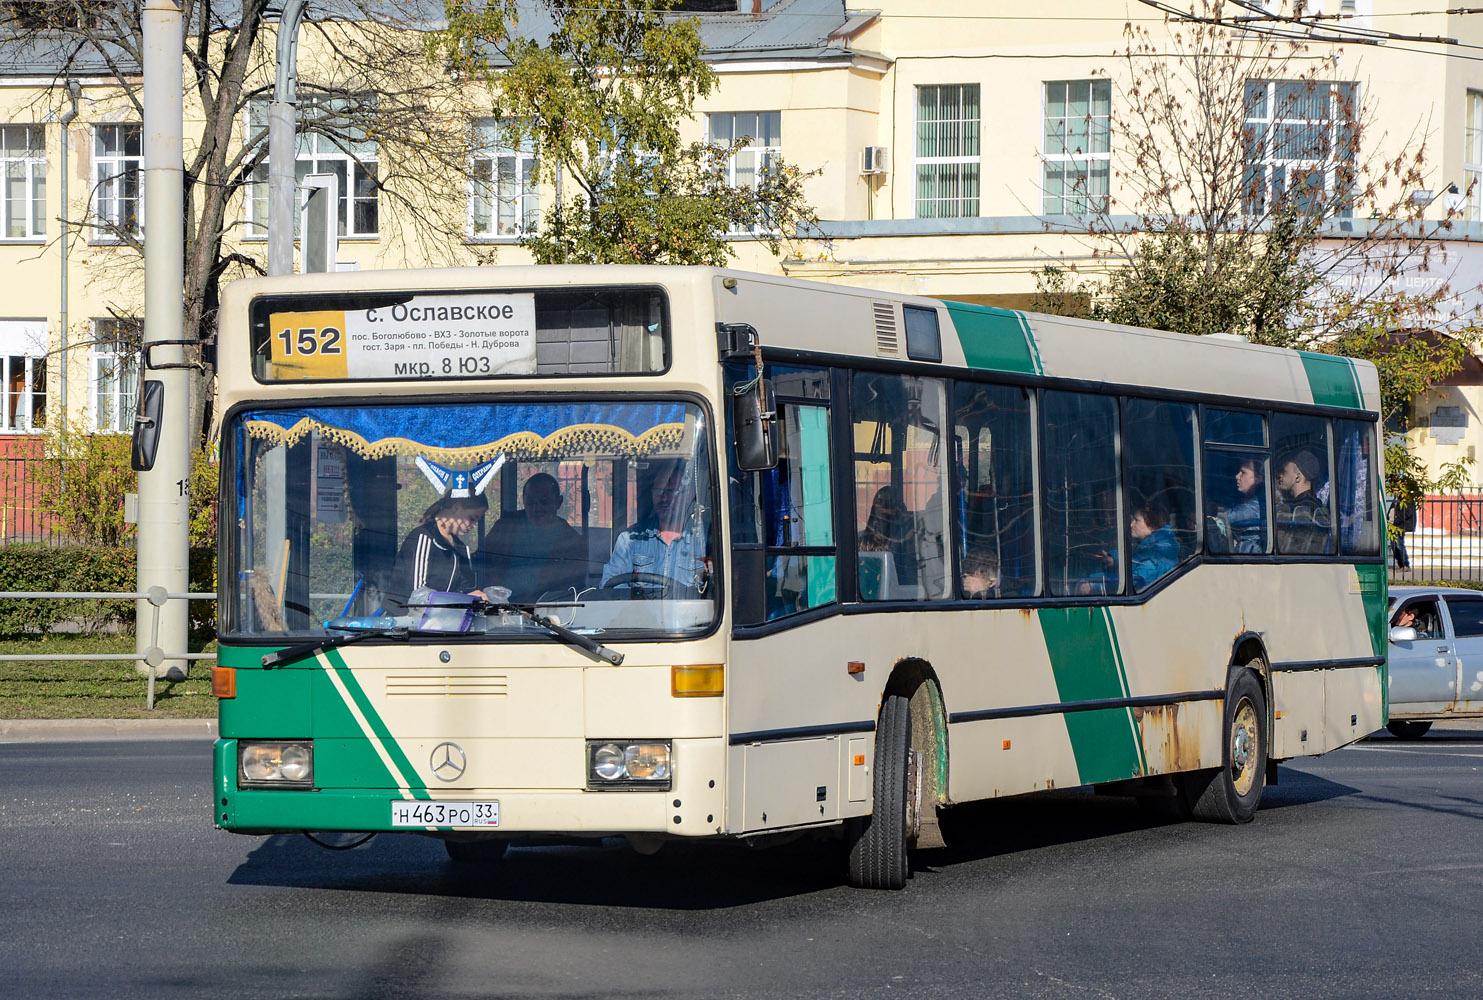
672, 664, 723, 697
212, 666, 236, 699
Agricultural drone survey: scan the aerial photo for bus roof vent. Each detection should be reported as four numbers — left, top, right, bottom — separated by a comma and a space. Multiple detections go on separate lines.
872, 301, 899, 356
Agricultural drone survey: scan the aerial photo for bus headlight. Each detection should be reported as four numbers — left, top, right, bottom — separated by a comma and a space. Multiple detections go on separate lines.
239, 741, 314, 788
587, 741, 671, 790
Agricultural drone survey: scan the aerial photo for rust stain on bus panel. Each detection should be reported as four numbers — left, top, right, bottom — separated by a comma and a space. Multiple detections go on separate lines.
1133, 703, 1204, 774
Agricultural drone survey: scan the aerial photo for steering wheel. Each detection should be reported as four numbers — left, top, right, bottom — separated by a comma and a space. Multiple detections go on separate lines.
603, 571, 687, 598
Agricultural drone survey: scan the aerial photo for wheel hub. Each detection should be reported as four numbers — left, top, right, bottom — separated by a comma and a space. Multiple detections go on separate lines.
1230, 697, 1259, 796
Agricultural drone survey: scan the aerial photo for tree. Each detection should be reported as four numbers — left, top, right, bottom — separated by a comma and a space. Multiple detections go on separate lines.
0, 1, 482, 437
1032, 0, 1480, 501
433, 0, 818, 265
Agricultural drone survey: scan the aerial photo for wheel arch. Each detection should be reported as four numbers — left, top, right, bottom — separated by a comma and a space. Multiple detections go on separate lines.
1228, 631, 1272, 752
882, 657, 950, 810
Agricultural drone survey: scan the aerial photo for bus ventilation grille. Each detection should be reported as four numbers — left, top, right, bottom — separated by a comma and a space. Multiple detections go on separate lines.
872, 301, 899, 356
385, 674, 509, 698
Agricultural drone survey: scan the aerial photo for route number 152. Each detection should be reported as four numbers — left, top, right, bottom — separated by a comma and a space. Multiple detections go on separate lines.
277, 326, 342, 356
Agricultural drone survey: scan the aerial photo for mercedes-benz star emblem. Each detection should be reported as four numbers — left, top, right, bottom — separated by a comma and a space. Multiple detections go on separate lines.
430, 742, 466, 782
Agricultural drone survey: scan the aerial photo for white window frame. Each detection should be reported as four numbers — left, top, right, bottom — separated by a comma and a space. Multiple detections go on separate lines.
707, 111, 781, 235
1042, 80, 1111, 216
468, 120, 538, 239
1243, 79, 1358, 218
247, 97, 379, 239
0, 320, 47, 433
915, 84, 980, 219
0, 125, 46, 240
91, 320, 137, 434
92, 123, 141, 239
1466, 90, 1483, 222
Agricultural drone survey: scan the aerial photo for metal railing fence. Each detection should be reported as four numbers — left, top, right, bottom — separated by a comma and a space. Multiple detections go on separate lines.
1390, 491, 1483, 586
0, 587, 216, 708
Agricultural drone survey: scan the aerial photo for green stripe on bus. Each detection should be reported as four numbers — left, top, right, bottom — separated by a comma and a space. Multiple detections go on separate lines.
1299, 352, 1364, 410
945, 302, 1043, 376
1354, 563, 1389, 720
1037, 606, 1144, 784
318, 648, 429, 798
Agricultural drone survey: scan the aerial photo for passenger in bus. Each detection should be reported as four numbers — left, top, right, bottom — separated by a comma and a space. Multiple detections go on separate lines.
1128, 503, 1180, 593
858, 485, 916, 593
1275, 449, 1331, 554
601, 459, 710, 592
384, 490, 489, 614
960, 548, 1000, 599
478, 473, 589, 602
1225, 457, 1267, 553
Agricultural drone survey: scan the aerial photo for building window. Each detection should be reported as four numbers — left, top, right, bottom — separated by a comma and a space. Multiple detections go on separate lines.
915, 84, 980, 219
1, 126, 46, 239
1466, 90, 1483, 222
1243, 80, 1358, 217
0, 320, 46, 432
1042, 80, 1110, 215
93, 123, 141, 237
91, 319, 138, 434
708, 111, 781, 233
248, 97, 379, 238
469, 120, 538, 238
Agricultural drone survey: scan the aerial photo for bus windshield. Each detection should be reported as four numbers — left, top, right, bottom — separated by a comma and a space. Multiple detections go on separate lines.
226, 398, 717, 641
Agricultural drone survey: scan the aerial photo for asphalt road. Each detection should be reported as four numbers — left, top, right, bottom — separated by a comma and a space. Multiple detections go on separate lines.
2, 729, 1481, 1000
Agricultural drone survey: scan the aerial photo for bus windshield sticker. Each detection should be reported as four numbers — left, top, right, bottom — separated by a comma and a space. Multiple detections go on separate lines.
266, 293, 538, 381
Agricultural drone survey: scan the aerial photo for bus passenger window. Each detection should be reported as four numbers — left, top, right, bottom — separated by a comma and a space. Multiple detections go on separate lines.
953, 382, 1035, 598
1336, 419, 1381, 556
852, 373, 950, 601
1041, 391, 1120, 596
762, 403, 836, 620
1203, 410, 1268, 556
1271, 414, 1333, 556
1123, 399, 1197, 592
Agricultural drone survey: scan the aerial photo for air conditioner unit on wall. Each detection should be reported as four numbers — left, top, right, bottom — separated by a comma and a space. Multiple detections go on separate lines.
860, 146, 889, 175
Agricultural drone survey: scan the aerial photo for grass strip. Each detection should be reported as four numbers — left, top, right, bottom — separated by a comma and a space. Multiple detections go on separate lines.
0, 634, 217, 719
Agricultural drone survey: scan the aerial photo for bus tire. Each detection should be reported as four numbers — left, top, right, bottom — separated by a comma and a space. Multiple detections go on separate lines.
1189, 669, 1267, 824
1386, 720, 1432, 740
444, 838, 508, 864
846, 692, 913, 890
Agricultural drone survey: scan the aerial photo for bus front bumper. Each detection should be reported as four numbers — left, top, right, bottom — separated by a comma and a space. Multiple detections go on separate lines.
213, 737, 726, 837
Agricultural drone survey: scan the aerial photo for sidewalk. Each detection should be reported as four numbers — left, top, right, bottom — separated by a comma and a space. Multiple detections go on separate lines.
0, 718, 218, 741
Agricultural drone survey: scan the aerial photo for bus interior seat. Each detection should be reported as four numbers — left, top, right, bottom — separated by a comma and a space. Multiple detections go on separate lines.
1205, 514, 1232, 554
858, 551, 923, 601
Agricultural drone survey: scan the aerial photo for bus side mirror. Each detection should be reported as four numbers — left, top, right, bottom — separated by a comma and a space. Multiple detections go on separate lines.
733, 379, 778, 471
130, 380, 165, 472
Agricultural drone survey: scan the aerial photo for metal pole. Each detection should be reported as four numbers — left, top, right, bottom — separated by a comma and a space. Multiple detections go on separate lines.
137, 0, 189, 681
269, 0, 309, 277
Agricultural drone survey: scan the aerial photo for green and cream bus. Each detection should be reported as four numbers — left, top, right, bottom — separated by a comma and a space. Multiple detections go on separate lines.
211, 265, 1387, 889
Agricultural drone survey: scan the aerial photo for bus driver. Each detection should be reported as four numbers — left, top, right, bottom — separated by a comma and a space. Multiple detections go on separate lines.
601, 459, 709, 593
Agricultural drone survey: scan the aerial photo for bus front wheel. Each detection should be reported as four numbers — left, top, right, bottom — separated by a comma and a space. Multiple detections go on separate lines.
846, 692, 915, 890
1187, 668, 1267, 824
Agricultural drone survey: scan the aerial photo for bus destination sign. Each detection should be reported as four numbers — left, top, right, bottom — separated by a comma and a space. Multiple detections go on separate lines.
267, 293, 538, 380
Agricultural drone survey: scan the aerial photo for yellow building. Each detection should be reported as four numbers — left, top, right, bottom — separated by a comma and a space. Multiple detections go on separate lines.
2, 0, 1483, 476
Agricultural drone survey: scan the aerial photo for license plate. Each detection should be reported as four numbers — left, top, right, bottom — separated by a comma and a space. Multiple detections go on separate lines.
390, 800, 500, 828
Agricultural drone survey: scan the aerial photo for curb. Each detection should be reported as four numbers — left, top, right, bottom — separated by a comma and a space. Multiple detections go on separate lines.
0, 718, 218, 742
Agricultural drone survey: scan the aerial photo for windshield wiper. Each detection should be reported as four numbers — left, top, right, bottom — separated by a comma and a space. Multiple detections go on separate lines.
262, 624, 409, 668
481, 600, 624, 665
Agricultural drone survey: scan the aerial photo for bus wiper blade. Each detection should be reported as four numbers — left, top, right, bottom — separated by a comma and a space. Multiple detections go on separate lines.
478, 600, 624, 666
262, 625, 409, 668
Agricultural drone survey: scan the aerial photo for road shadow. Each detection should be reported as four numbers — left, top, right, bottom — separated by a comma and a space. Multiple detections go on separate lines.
227, 830, 849, 909
224, 764, 1359, 908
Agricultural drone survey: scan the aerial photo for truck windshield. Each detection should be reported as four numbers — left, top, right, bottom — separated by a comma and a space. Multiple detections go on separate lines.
225, 398, 718, 641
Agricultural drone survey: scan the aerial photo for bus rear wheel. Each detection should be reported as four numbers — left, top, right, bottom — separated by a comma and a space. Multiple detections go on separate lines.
1187, 668, 1267, 824
1386, 720, 1432, 740
846, 692, 915, 890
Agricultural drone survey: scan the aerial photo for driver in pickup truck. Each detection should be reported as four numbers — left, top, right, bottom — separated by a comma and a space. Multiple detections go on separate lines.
601, 459, 709, 592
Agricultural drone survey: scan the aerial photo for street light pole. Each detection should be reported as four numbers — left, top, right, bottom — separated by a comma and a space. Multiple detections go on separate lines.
269, 0, 309, 277
137, 0, 188, 679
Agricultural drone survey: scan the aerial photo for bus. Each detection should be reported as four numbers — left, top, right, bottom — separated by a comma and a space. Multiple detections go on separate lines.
210, 265, 1387, 889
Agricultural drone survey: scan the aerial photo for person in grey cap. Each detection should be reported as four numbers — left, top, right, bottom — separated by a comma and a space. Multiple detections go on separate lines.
1275, 448, 1331, 554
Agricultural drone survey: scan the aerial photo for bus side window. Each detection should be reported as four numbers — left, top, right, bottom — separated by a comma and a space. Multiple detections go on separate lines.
852, 372, 950, 601
761, 402, 836, 620
1271, 413, 1333, 556
952, 381, 1035, 598
1203, 409, 1269, 557
1123, 398, 1198, 592
1041, 391, 1120, 597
